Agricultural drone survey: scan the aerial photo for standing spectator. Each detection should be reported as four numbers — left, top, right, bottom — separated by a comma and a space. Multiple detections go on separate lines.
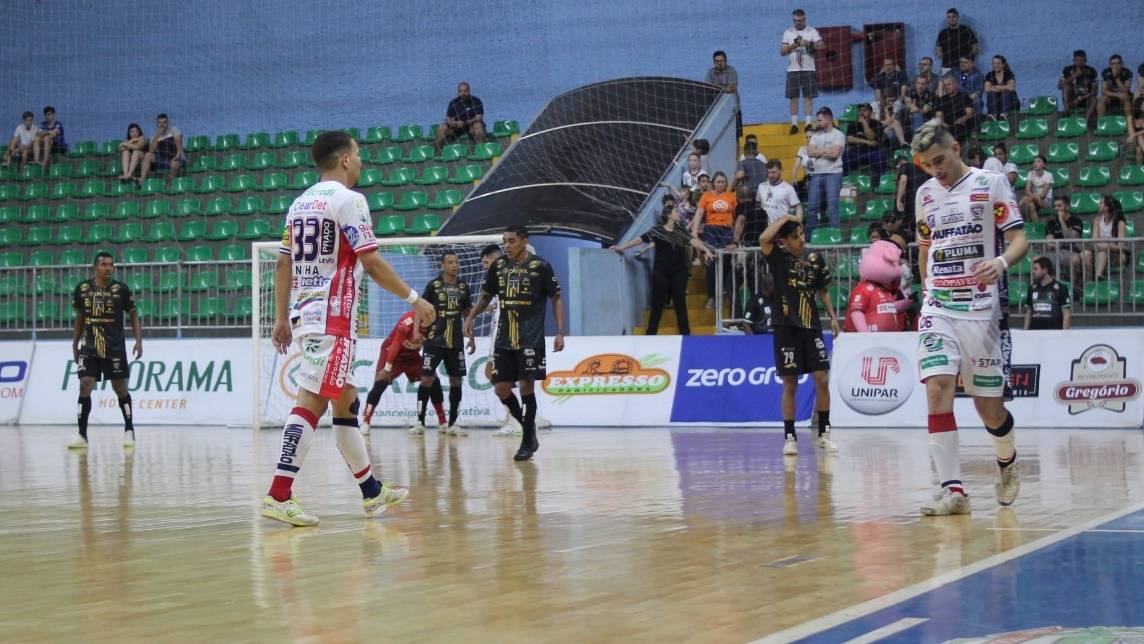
934, 75, 975, 149
780, 9, 822, 135
956, 56, 985, 117
740, 133, 767, 163
1024, 257, 1071, 330
741, 274, 777, 335
1019, 155, 1053, 222
804, 107, 845, 235
734, 137, 766, 191
905, 74, 937, 135
1059, 50, 1099, 122
681, 152, 706, 190
984, 55, 1019, 118
1044, 196, 1083, 283
918, 57, 940, 95
934, 8, 978, 75
791, 129, 812, 195
33, 106, 65, 170
872, 58, 909, 117
1081, 195, 1128, 280
1128, 70, 1144, 164
705, 50, 739, 94
138, 113, 185, 190
434, 82, 486, 153
692, 172, 738, 308
844, 103, 887, 176
117, 123, 149, 181
756, 159, 802, 226
2, 111, 39, 171
894, 155, 926, 220
1099, 55, 1133, 120
733, 184, 766, 247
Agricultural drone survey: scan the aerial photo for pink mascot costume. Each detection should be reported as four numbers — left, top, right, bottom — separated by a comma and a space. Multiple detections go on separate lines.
844, 240, 909, 332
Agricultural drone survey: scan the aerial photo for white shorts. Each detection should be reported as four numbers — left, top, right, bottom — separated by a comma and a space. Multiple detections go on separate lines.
917, 315, 1006, 397
295, 334, 356, 400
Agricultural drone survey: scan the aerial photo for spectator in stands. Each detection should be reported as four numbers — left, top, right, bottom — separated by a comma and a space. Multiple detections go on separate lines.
756, 159, 802, 227
984, 55, 1019, 118
741, 274, 776, 335
1081, 195, 1128, 280
734, 138, 766, 191
966, 148, 983, 169
660, 180, 699, 230
956, 56, 985, 117
804, 107, 845, 235
867, 223, 886, 242
894, 155, 925, 220
934, 8, 978, 75
1099, 55, 1133, 120
791, 129, 812, 197
740, 133, 766, 163
692, 171, 738, 308
681, 152, 706, 190
872, 58, 909, 118
734, 184, 766, 248
1020, 155, 1053, 222
1059, 50, 1099, 122
2, 111, 39, 171
905, 74, 936, 136
1025, 257, 1071, 330
934, 75, 974, 150
1128, 69, 1144, 164
434, 82, 486, 154
983, 143, 1018, 186
844, 103, 887, 176
878, 95, 907, 149
116, 123, 149, 181
33, 106, 65, 170
138, 113, 185, 190
1044, 196, 1083, 283
780, 9, 822, 135
918, 57, 940, 95
706, 50, 738, 94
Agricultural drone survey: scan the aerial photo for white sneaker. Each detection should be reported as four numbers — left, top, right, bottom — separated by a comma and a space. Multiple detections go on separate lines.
815, 429, 839, 453
444, 425, 469, 437
495, 416, 522, 436
359, 420, 371, 436
995, 461, 1020, 506
123, 430, 135, 449
67, 434, 88, 450
407, 423, 425, 436
782, 436, 798, 456
921, 489, 971, 516
261, 495, 319, 526
363, 484, 408, 517
536, 416, 552, 431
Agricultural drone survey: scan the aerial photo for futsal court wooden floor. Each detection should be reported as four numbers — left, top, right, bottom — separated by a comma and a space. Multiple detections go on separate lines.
2, 424, 1142, 643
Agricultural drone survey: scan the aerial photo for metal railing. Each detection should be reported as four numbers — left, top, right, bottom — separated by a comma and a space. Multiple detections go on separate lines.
715, 238, 1144, 332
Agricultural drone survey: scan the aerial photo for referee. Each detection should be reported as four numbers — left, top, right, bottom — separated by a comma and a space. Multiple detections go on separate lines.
68, 252, 143, 450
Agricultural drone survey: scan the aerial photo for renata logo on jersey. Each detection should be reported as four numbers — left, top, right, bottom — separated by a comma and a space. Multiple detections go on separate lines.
542, 353, 670, 395
1054, 344, 1142, 414
932, 223, 984, 239
840, 348, 913, 415
932, 263, 964, 276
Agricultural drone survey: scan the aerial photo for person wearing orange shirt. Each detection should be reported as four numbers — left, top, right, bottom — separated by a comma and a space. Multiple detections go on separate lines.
691, 171, 738, 309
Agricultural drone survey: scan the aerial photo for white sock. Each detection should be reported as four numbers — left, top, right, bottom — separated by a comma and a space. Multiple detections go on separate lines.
333, 419, 373, 483
928, 413, 964, 494
791, 115, 799, 125
805, 116, 814, 125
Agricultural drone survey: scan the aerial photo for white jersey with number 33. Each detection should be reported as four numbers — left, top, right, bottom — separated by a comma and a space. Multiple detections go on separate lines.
279, 180, 378, 338
914, 167, 1022, 320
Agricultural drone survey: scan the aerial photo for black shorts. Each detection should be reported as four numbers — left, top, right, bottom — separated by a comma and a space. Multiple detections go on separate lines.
422, 344, 467, 378
773, 326, 829, 377
77, 351, 130, 382
491, 346, 546, 384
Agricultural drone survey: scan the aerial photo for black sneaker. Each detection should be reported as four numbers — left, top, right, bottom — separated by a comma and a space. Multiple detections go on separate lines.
804, 122, 815, 132
789, 124, 799, 135
513, 435, 540, 461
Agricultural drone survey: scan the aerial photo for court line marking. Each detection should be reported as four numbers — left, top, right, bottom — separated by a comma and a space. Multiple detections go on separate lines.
844, 617, 928, 644
988, 527, 1144, 534
749, 500, 1144, 644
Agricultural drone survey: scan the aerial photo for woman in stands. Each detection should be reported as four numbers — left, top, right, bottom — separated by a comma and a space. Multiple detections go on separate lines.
1081, 195, 1128, 281
117, 123, 149, 181
1127, 68, 1144, 164
691, 171, 737, 309
612, 196, 714, 335
984, 55, 1020, 118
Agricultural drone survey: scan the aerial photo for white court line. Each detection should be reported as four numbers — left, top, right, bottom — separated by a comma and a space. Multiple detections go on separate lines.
750, 500, 1144, 644
844, 618, 928, 644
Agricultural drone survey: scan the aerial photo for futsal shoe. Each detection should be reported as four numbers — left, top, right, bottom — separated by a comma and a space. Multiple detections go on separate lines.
407, 423, 426, 436
443, 425, 469, 437
261, 495, 319, 527
815, 429, 839, 453
123, 430, 135, 449
359, 420, 371, 436
537, 416, 552, 431
67, 434, 88, 450
514, 435, 540, 461
495, 416, 523, 436
995, 461, 1020, 506
920, 489, 971, 516
363, 484, 409, 517
782, 436, 798, 456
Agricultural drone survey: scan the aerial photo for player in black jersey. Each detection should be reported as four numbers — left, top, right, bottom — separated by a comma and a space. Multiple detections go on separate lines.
417, 251, 473, 435
464, 225, 565, 461
68, 252, 143, 450
760, 215, 841, 457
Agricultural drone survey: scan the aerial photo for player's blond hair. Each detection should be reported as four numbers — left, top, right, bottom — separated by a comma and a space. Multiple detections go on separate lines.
910, 119, 955, 156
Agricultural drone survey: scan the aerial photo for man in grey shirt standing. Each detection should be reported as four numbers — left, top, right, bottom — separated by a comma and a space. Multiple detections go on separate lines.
706, 50, 741, 137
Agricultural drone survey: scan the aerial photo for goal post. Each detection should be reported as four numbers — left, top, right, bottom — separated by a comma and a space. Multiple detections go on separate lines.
252, 234, 504, 429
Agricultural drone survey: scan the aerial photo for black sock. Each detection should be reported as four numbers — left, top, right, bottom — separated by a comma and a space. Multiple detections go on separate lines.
77, 395, 92, 439
349, 399, 360, 416
118, 395, 134, 431
783, 419, 796, 439
416, 385, 430, 424
499, 393, 523, 423
817, 409, 830, 437
366, 380, 389, 408
448, 386, 462, 426
521, 393, 538, 447
429, 379, 444, 406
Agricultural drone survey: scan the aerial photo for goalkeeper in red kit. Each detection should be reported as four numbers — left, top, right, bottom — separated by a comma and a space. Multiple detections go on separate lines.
359, 311, 446, 433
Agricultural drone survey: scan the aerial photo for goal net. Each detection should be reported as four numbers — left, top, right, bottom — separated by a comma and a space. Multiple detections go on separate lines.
252, 235, 503, 429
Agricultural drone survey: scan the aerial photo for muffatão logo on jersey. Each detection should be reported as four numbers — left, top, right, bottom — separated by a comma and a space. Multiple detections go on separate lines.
542, 353, 669, 395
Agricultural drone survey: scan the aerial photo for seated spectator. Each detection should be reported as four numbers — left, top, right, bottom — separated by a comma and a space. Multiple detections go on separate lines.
1129, 71, 1144, 164
740, 134, 766, 163
1098, 55, 1132, 119
117, 123, 149, 181
691, 171, 738, 308
904, 75, 936, 136
844, 240, 908, 332
755, 159, 802, 227
983, 55, 1019, 118
872, 58, 909, 117
956, 56, 985, 117
1044, 196, 1083, 282
741, 274, 776, 335
917, 57, 940, 95
843, 103, 887, 176
1081, 195, 1128, 280
967, 148, 984, 168
138, 113, 185, 190
33, 106, 65, 170
982, 143, 1018, 186
934, 75, 975, 149
734, 138, 767, 191
1059, 49, 1098, 121
1020, 155, 1053, 222
2, 111, 39, 171
681, 152, 706, 190
434, 82, 486, 153
878, 95, 907, 148
867, 222, 886, 242
1025, 257, 1071, 331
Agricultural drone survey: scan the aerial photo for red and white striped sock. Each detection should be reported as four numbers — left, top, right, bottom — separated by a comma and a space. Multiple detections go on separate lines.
333, 417, 382, 498
268, 406, 319, 502
928, 412, 965, 496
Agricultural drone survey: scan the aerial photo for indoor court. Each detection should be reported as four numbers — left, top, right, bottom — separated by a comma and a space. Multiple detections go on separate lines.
3, 424, 1142, 642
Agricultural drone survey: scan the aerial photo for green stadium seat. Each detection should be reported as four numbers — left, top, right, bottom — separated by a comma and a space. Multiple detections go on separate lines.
358, 147, 371, 165
142, 201, 169, 219
153, 247, 180, 264
1128, 281, 1144, 305
1009, 144, 1039, 165
1054, 117, 1087, 138
218, 244, 248, 261
121, 248, 149, 264
861, 198, 892, 221
435, 144, 468, 163
873, 173, 896, 194
242, 132, 271, 150
17, 183, 47, 201
29, 273, 61, 297
428, 189, 463, 210
213, 134, 240, 152
166, 176, 194, 195
48, 163, 73, 179
401, 145, 434, 164
256, 172, 288, 191
368, 191, 394, 212
0, 184, 19, 201
1071, 192, 1102, 215
53, 204, 79, 223
153, 273, 177, 295
177, 221, 207, 242
1118, 165, 1144, 186
189, 155, 220, 174
415, 165, 449, 186
834, 256, 859, 280
267, 195, 293, 214
1016, 118, 1049, 139
358, 168, 383, 188
59, 249, 87, 265
84, 224, 113, 245
838, 104, 861, 123
112, 201, 140, 220
404, 213, 441, 235
1076, 166, 1110, 187
0, 164, 12, 180
24, 226, 52, 247
1087, 141, 1120, 162
113, 223, 145, 244
843, 175, 869, 195
95, 140, 117, 157
277, 150, 307, 169
1126, 220, 1136, 237
221, 269, 253, 291
223, 174, 256, 193
67, 140, 97, 158
342, 127, 362, 142
364, 126, 392, 144
48, 182, 75, 200
1008, 256, 1032, 276
1024, 221, 1046, 240
237, 219, 271, 241
0, 251, 25, 267
80, 202, 109, 221
381, 167, 415, 187
146, 221, 176, 243
0, 228, 21, 247
270, 131, 299, 148
194, 175, 224, 194
448, 163, 483, 184
303, 130, 320, 146
138, 178, 166, 196
468, 142, 503, 161
0, 274, 23, 295
124, 273, 150, 293
492, 120, 520, 138
1048, 166, 1070, 188
105, 180, 136, 198
1023, 96, 1058, 115
1113, 191, 1144, 214
1082, 220, 1092, 238
190, 297, 224, 321
219, 153, 247, 172
393, 191, 428, 211
374, 214, 405, 236
839, 201, 858, 222
157, 299, 188, 320
186, 135, 211, 153
17, 164, 43, 181
248, 151, 277, 170
290, 171, 319, 190
229, 296, 253, 318
1047, 142, 1078, 163
21, 204, 51, 223
205, 220, 236, 241
186, 270, 220, 292
373, 146, 402, 165
204, 197, 232, 216
810, 228, 842, 245
234, 196, 264, 216
50, 225, 83, 246
28, 250, 55, 266
1007, 280, 1029, 307
0, 206, 19, 225
422, 125, 441, 142
1083, 281, 1120, 305
175, 198, 202, 217
1096, 116, 1127, 137
34, 300, 64, 324
395, 125, 423, 143
185, 245, 213, 261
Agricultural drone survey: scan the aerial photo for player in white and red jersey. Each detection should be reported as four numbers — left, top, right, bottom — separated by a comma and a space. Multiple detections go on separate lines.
911, 119, 1029, 517
358, 311, 446, 434
261, 131, 436, 527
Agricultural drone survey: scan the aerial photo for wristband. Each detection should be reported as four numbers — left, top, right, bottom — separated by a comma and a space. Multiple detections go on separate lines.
404, 288, 418, 304
384, 362, 393, 372
996, 256, 1009, 270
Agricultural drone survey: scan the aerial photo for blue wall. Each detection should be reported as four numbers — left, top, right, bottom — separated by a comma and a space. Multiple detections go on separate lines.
3, 0, 1141, 142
